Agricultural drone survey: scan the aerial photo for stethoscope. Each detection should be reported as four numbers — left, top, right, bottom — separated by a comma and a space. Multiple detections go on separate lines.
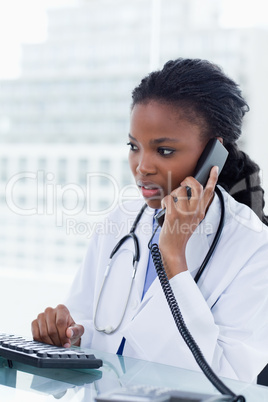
94, 186, 225, 334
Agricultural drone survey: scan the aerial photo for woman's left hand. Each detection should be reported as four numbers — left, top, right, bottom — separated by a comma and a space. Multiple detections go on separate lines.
159, 166, 219, 279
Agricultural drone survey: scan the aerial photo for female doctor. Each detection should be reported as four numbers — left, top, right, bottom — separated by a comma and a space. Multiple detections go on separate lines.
32, 58, 268, 383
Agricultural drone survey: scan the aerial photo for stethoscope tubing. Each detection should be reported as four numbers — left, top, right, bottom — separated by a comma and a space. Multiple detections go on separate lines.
194, 186, 225, 283
94, 204, 147, 334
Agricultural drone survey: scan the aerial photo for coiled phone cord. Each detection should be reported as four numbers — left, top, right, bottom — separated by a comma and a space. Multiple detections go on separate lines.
148, 206, 246, 401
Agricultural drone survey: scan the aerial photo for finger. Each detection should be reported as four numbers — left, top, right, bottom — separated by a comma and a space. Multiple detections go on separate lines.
179, 176, 203, 197
35, 310, 56, 345
161, 192, 181, 213
66, 324, 84, 347
55, 304, 74, 347
161, 194, 173, 211
180, 169, 218, 210
31, 319, 41, 341
161, 189, 188, 223
170, 183, 200, 215
204, 165, 219, 192
199, 166, 219, 209
44, 306, 66, 346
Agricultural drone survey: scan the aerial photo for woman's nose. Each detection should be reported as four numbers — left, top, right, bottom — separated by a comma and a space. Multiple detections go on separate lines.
136, 154, 156, 176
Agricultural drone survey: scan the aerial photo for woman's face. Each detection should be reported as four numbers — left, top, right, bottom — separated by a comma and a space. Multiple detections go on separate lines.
128, 101, 208, 209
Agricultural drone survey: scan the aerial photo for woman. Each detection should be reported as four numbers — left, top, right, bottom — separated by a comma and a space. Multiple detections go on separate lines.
32, 58, 268, 383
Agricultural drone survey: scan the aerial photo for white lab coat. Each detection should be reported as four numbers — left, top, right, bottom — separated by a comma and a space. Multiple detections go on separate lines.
65, 187, 268, 383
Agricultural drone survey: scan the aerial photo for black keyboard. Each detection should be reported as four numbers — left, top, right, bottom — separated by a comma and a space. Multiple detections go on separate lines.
0, 333, 103, 369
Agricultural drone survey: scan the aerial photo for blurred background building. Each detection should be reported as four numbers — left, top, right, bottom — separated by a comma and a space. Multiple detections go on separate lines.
0, 0, 267, 335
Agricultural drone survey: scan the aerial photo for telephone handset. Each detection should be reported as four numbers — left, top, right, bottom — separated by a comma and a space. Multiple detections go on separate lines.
155, 138, 229, 226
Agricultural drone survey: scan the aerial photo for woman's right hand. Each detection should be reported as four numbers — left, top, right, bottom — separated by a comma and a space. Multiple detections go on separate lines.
31, 304, 84, 348
159, 166, 218, 279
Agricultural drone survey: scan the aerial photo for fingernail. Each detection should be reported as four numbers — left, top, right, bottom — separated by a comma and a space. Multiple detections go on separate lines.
68, 329, 74, 338
63, 343, 70, 348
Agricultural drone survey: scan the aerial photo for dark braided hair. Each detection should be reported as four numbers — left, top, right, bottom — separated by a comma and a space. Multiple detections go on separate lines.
131, 58, 268, 225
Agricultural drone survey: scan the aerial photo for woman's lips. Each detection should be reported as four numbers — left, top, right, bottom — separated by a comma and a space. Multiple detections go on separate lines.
138, 183, 162, 199
140, 186, 161, 199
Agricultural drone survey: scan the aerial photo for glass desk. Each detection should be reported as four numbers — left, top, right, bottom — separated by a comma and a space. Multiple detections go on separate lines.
0, 348, 267, 401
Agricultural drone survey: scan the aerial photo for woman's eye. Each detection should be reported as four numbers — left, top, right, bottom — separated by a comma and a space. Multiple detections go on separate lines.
158, 148, 175, 156
127, 142, 138, 151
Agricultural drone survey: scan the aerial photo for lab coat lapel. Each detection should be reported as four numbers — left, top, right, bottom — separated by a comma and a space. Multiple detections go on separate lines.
185, 231, 211, 278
